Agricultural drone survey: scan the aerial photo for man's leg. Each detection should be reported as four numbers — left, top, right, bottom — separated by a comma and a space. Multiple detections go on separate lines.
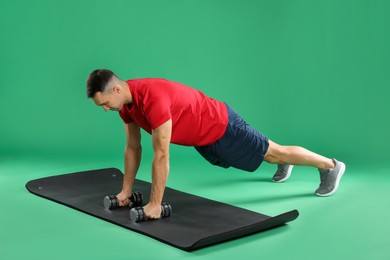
264, 140, 335, 169
264, 140, 346, 196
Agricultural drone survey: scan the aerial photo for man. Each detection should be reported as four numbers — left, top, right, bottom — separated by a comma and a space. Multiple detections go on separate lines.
86, 69, 346, 219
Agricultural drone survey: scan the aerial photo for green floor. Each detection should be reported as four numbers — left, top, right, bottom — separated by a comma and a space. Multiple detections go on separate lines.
1, 0, 389, 259
1, 152, 389, 260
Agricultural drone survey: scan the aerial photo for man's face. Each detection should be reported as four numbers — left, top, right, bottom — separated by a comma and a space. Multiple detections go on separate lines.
92, 91, 124, 112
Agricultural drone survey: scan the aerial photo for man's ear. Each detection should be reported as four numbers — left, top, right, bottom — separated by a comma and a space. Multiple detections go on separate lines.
113, 84, 121, 94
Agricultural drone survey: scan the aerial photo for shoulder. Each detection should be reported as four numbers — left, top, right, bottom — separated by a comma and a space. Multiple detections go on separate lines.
133, 78, 175, 95
127, 78, 170, 85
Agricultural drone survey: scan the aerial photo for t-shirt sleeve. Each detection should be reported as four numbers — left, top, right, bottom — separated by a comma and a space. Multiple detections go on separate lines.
143, 90, 172, 129
119, 109, 134, 124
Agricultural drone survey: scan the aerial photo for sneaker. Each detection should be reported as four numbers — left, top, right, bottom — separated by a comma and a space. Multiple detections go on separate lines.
315, 158, 346, 197
272, 164, 294, 183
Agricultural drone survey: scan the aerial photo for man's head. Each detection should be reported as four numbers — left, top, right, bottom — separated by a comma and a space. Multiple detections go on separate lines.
86, 69, 130, 112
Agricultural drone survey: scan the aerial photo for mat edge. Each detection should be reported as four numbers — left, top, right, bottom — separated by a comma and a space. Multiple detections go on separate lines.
185, 209, 299, 251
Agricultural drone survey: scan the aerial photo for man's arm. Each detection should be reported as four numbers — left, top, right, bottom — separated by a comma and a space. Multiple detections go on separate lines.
116, 122, 142, 206
143, 119, 172, 219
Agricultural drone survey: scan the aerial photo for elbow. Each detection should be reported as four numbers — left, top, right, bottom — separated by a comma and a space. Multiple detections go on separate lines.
153, 150, 170, 174
154, 152, 169, 162
154, 150, 169, 164
125, 144, 142, 154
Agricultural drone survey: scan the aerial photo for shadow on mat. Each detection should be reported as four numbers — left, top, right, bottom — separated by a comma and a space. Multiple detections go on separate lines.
224, 192, 314, 205
179, 175, 280, 188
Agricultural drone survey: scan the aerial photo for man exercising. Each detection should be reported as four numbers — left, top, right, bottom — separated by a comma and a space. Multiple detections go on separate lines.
86, 69, 346, 219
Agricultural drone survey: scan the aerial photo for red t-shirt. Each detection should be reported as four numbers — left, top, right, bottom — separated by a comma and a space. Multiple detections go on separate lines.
119, 78, 228, 146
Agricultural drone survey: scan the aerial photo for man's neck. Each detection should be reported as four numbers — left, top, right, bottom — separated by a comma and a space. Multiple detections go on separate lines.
121, 81, 133, 104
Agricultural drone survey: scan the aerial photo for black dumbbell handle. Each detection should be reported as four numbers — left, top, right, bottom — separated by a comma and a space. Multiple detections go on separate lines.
103, 191, 143, 210
128, 192, 143, 207
130, 202, 172, 222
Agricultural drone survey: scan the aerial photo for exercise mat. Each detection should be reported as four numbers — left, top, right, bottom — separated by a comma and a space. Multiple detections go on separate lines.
26, 168, 299, 251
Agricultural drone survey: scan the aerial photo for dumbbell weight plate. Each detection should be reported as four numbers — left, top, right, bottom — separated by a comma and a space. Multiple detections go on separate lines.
130, 207, 145, 222
103, 195, 118, 210
129, 192, 143, 208
161, 202, 172, 218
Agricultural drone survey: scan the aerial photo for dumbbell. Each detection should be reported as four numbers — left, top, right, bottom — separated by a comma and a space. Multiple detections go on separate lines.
103, 191, 143, 210
129, 202, 172, 222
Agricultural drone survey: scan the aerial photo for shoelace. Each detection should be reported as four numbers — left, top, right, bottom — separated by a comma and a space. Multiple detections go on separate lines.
276, 165, 287, 176
319, 171, 329, 188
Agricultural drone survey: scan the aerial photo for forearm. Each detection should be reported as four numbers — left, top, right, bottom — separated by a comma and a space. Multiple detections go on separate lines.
122, 145, 142, 195
150, 152, 170, 205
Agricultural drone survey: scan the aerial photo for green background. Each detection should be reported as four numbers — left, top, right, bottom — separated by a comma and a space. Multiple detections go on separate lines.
1, 0, 389, 259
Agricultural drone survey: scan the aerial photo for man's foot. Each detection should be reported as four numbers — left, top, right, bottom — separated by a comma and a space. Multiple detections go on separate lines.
315, 158, 346, 197
272, 164, 294, 183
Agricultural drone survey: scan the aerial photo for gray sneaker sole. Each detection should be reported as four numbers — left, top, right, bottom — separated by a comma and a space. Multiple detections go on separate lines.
272, 165, 294, 183
316, 162, 346, 197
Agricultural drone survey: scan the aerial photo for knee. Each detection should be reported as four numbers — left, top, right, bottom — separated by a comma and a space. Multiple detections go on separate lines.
265, 154, 281, 164
265, 141, 288, 164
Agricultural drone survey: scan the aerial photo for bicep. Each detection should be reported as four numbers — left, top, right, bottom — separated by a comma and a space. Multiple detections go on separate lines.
125, 122, 141, 149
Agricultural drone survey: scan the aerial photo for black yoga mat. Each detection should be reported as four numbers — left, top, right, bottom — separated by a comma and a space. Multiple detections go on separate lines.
26, 168, 299, 251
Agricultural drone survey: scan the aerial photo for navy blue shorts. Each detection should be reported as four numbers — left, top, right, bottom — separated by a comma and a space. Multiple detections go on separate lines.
194, 103, 269, 172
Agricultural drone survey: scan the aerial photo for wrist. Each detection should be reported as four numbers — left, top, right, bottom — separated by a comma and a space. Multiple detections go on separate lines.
149, 197, 162, 206
121, 187, 132, 196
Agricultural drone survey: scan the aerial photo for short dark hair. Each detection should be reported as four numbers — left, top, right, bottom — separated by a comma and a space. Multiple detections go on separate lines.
86, 69, 117, 98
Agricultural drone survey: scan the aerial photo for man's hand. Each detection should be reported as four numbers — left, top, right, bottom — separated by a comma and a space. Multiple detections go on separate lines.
116, 190, 132, 207
143, 203, 162, 219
